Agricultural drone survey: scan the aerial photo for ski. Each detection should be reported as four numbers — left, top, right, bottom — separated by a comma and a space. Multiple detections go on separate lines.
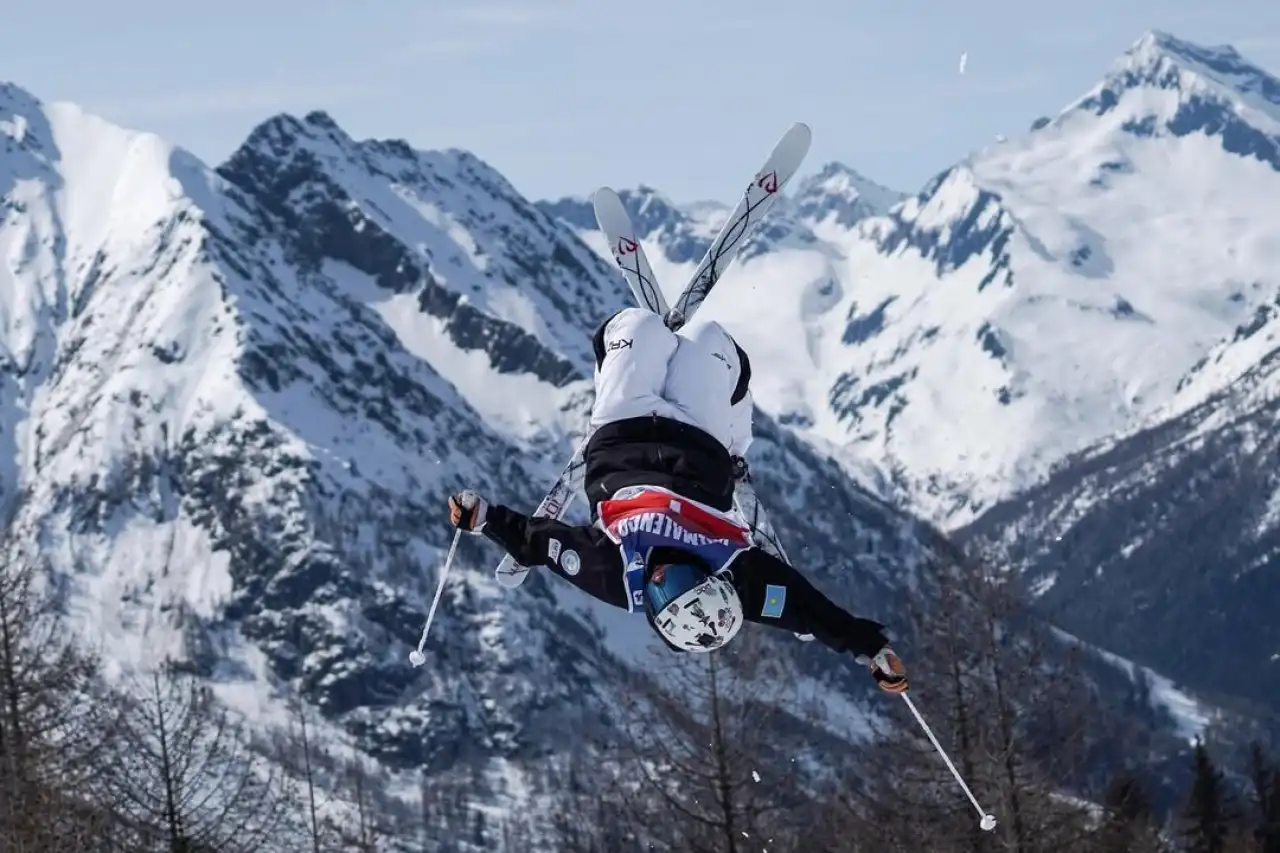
592, 187, 669, 316
495, 123, 812, 589
732, 475, 785, 562
667, 121, 811, 329
495, 188, 663, 589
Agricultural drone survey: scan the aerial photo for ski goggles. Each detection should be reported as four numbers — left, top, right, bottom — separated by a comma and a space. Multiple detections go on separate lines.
642, 562, 710, 616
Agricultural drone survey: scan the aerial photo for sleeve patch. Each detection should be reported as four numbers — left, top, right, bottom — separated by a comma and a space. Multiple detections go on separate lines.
761, 584, 787, 618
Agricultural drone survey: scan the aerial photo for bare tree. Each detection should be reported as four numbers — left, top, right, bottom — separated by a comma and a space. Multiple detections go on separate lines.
0, 504, 121, 850
540, 746, 644, 853
417, 762, 487, 852
816, 708, 980, 853
606, 628, 813, 853
333, 757, 391, 853
95, 662, 292, 852
295, 702, 326, 853
817, 561, 1104, 853
267, 698, 345, 853
963, 570, 1101, 853
270, 702, 418, 853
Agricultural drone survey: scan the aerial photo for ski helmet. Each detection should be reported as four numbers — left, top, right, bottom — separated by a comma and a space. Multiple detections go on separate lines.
641, 548, 743, 652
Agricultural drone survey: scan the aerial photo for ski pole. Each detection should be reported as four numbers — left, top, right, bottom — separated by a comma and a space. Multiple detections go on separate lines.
408, 528, 463, 667
900, 693, 998, 832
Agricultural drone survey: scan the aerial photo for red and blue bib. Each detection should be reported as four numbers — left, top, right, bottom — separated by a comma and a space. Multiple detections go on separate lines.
597, 486, 752, 613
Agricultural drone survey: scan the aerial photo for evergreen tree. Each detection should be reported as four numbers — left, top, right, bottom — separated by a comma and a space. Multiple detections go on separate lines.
1179, 739, 1235, 853
1095, 769, 1164, 853
1249, 742, 1280, 853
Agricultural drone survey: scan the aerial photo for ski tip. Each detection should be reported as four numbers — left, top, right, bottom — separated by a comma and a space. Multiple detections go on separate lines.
592, 186, 630, 234
784, 122, 813, 152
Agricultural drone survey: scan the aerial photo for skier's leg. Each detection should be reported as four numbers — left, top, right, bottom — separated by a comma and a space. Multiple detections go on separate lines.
589, 307, 682, 430
663, 318, 752, 453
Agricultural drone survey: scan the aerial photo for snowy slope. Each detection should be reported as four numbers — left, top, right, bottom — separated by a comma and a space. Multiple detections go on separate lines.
790, 162, 906, 239
0, 81, 605, 772
900, 32, 1280, 713
960, 336, 1280, 711
216, 111, 633, 443
0, 80, 984, 838
822, 30, 1280, 526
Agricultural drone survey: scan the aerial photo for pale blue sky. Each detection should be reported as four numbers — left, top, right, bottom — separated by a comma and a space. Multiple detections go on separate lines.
6, 0, 1280, 202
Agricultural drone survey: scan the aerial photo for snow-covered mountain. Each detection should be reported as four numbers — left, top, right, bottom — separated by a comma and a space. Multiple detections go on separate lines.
790, 162, 906, 237
892, 31, 1280, 713
0, 82, 615, 772
539, 160, 903, 272
0, 78, 996, 837
8, 25, 1276, 838
833, 29, 1280, 526
959, 343, 1280, 713
539, 184, 728, 266
543, 32, 1280, 534
531, 30, 1280, 721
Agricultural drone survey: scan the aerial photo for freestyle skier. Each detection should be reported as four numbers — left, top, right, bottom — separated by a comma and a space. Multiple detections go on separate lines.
447, 307, 907, 694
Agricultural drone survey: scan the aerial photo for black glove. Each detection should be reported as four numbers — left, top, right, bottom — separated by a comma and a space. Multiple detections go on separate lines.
869, 647, 908, 694
731, 455, 749, 482
448, 490, 488, 533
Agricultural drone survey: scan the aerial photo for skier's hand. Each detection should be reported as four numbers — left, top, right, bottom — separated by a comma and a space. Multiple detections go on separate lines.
869, 647, 908, 694
448, 490, 488, 533
731, 455, 749, 482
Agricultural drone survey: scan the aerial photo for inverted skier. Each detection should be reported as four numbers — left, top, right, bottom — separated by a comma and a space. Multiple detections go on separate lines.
447, 307, 908, 694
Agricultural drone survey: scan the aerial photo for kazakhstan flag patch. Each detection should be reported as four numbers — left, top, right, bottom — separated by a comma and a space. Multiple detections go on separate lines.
761, 584, 787, 618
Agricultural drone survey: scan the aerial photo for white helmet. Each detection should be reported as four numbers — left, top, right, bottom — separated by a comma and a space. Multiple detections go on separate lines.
642, 555, 743, 652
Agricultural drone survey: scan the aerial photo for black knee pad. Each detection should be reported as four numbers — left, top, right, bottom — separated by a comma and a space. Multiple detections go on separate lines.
591, 308, 627, 370
731, 341, 752, 405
